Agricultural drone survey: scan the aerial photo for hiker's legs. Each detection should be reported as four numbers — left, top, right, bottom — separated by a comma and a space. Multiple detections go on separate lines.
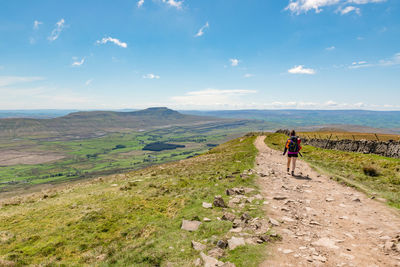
287, 157, 291, 171
292, 157, 297, 172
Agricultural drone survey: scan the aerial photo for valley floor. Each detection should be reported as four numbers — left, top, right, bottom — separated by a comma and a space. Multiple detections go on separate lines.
255, 136, 400, 266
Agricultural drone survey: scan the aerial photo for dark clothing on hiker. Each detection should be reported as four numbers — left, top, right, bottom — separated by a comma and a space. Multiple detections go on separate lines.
283, 136, 302, 156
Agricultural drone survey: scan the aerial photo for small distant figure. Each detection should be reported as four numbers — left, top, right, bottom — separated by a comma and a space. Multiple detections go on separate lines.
283, 130, 302, 176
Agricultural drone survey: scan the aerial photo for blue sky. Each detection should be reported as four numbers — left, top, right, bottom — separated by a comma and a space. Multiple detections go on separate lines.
0, 0, 399, 110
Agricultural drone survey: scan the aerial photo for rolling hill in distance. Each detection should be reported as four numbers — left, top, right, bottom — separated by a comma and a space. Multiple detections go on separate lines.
0, 107, 254, 139
2, 108, 400, 137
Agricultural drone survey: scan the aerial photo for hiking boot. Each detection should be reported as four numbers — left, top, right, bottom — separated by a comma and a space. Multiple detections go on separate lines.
291, 171, 294, 176
287, 168, 290, 173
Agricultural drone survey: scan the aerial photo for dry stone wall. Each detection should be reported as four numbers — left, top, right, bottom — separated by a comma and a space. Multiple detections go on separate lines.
303, 138, 400, 159
275, 129, 400, 159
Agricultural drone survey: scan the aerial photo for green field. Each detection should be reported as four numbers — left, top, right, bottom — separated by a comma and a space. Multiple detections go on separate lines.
0, 135, 269, 266
265, 133, 400, 208
0, 122, 266, 193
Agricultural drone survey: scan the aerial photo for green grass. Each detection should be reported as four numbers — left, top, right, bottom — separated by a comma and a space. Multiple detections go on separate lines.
265, 133, 400, 209
0, 135, 268, 266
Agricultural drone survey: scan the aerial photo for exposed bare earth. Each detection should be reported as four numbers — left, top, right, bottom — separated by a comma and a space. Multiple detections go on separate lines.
0, 150, 64, 166
255, 136, 400, 267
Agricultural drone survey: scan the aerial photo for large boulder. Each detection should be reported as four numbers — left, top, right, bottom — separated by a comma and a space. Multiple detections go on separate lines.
181, 220, 201, 231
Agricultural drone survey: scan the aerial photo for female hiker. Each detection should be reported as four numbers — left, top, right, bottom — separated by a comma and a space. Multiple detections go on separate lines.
283, 130, 302, 176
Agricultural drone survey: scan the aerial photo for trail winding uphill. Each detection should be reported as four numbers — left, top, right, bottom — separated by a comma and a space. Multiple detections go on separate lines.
255, 136, 400, 267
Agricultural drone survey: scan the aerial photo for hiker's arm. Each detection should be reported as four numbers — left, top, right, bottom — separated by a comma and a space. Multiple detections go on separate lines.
283, 147, 287, 155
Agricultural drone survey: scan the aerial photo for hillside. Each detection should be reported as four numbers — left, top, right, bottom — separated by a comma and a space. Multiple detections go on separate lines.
0, 108, 244, 139
0, 135, 271, 266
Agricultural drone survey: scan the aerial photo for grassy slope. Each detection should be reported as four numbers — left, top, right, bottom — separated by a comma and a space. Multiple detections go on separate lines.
265, 133, 400, 209
0, 136, 267, 266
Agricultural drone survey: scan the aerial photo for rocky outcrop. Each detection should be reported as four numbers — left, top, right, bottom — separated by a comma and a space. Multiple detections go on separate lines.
302, 138, 400, 159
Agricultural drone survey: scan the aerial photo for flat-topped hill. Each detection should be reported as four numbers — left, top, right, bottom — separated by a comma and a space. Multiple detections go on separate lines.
0, 107, 235, 139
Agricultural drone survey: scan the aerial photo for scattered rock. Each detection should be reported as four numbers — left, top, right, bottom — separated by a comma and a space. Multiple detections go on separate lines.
352, 197, 361, 202
203, 217, 212, 222
230, 227, 242, 233
240, 213, 252, 222
221, 262, 236, 267
208, 247, 225, 258
312, 237, 339, 250
384, 241, 394, 251
228, 237, 246, 250
222, 212, 236, 222
312, 255, 327, 262
283, 249, 293, 254
273, 196, 287, 201
213, 195, 227, 208
269, 218, 280, 226
192, 241, 207, 251
309, 220, 321, 226
217, 239, 228, 249
202, 202, 213, 209
96, 254, 107, 261
229, 198, 241, 206
181, 220, 201, 231
244, 187, 255, 194
282, 216, 295, 222
193, 258, 202, 266
200, 252, 224, 267
325, 198, 335, 202
232, 219, 243, 228
226, 188, 245, 195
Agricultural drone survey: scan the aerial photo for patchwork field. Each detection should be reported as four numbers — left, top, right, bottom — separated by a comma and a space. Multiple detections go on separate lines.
0, 121, 266, 193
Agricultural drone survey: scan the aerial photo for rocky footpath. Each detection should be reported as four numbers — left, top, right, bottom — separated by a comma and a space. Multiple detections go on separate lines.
255, 136, 400, 266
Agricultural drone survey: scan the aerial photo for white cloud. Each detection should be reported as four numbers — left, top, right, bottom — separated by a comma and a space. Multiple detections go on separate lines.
349, 53, 400, 69
230, 59, 239, 67
244, 73, 255, 78
326, 46, 336, 50
96, 37, 128, 48
162, 0, 183, 9
379, 52, 400, 66
143, 73, 160, 79
195, 22, 209, 37
337, 5, 361, 14
0, 76, 44, 87
33, 20, 43, 30
171, 89, 257, 107
85, 79, 93, 86
48, 19, 65, 42
285, 0, 385, 15
137, 0, 145, 7
71, 57, 85, 67
288, 65, 316, 74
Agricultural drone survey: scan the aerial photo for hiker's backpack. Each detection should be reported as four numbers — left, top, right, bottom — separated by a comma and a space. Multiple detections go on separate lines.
288, 136, 299, 153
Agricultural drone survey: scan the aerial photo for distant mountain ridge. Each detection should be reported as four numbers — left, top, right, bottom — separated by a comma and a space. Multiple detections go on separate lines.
0, 107, 231, 139
181, 109, 400, 131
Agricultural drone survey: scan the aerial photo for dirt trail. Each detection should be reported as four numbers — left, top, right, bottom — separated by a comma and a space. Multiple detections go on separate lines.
255, 136, 400, 267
